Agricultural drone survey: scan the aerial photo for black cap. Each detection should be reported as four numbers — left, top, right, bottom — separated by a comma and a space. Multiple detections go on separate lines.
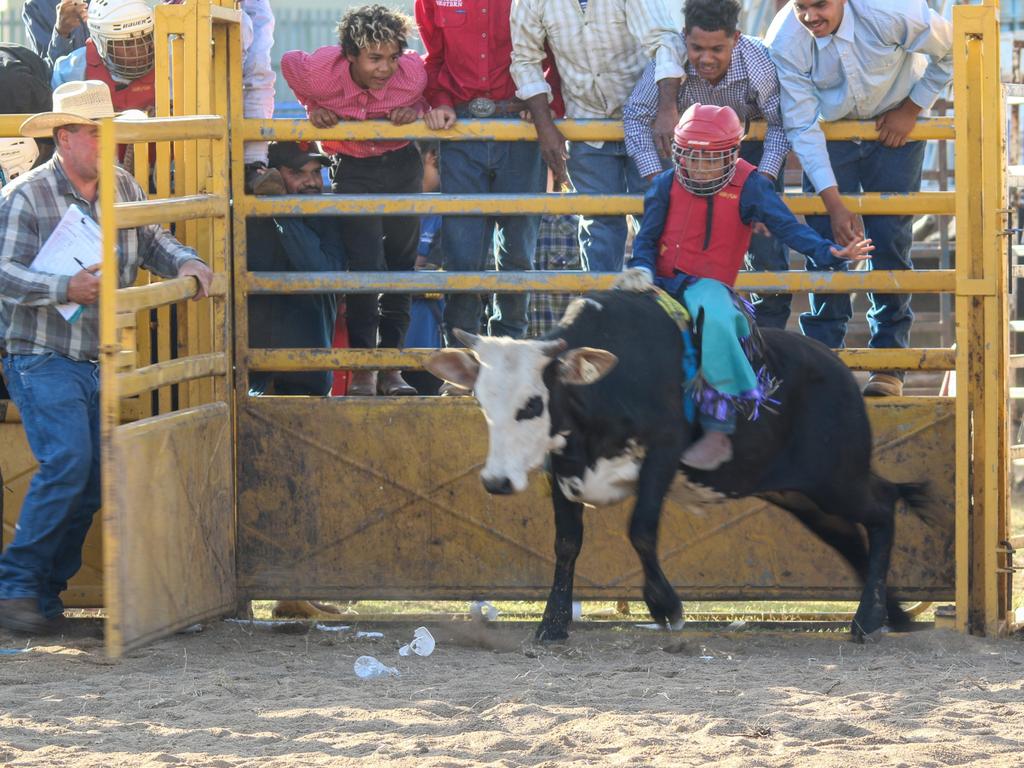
267, 141, 330, 171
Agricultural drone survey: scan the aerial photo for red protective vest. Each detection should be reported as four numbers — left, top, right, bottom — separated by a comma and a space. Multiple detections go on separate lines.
85, 40, 155, 165
84, 40, 156, 113
655, 159, 756, 287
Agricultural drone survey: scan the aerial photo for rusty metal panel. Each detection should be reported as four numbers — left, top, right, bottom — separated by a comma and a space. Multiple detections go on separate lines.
236, 398, 953, 602
1, 421, 104, 607
106, 403, 234, 654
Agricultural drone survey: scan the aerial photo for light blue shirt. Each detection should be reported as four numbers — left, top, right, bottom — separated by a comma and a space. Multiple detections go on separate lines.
765, 0, 953, 193
50, 47, 88, 90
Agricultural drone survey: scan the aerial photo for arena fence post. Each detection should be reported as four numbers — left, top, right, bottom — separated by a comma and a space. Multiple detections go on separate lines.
953, 0, 1013, 636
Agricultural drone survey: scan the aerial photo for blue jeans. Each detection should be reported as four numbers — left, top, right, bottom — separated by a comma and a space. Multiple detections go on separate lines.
0, 354, 100, 618
440, 140, 545, 342
801, 140, 924, 361
566, 140, 648, 272
739, 142, 791, 330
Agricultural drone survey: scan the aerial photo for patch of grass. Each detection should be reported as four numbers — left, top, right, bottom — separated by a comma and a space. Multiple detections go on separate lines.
250, 598, 922, 623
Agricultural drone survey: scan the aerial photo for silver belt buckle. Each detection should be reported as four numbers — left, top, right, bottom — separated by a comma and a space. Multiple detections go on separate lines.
468, 97, 497, 118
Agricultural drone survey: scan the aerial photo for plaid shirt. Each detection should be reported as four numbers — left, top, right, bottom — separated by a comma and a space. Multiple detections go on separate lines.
0, 156, 199, 360
511, 0, 683, 120
529, 214, 581, 337
624, 35, 790, 180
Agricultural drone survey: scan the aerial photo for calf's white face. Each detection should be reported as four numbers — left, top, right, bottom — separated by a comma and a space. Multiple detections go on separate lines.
424, 332, 618, 495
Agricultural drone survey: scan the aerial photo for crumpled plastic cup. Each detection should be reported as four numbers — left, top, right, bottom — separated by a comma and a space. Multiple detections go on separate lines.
398, 626, 435, 657
353, 655, 399, 679
469, 600, 500, 622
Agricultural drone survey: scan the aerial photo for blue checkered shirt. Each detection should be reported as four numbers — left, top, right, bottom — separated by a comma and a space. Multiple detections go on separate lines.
529, 214, 582, 338
0, 156, 200, 360
623, 34, 790, 180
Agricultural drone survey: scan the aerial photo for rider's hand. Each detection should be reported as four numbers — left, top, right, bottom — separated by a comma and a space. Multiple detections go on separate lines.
612, 268, 655, 293
830, 238, 875, 262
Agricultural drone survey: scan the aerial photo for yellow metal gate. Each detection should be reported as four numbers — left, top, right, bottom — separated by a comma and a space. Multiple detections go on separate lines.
1, 0, 1017, 655
95, 1, 240, 655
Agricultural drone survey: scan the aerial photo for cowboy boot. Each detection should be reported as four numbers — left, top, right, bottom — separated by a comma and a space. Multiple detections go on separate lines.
348, 370, 377, 396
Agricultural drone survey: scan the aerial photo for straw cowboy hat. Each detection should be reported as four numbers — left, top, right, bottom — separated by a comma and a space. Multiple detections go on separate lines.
20, 80, 146, 137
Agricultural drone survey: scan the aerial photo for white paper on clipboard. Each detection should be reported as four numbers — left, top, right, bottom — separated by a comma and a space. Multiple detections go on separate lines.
32, 204, 103, 322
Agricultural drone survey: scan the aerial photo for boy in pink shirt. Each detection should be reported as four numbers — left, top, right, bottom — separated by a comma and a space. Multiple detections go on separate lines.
281, 4, 428, 396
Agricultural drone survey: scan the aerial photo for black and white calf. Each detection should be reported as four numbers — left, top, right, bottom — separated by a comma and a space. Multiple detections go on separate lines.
426, 290, 930, 643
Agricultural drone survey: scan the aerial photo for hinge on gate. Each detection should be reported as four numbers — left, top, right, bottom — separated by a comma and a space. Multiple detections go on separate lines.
997, 540, 1021, 572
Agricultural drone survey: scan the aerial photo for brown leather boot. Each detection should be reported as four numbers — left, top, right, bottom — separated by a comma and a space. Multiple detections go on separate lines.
862, 372, 903, 397
377, 370, 417, 396
348, 370, 377, 396
0, 597, 49, 634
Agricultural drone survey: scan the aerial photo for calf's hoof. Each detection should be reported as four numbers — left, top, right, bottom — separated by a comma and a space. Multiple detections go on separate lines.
851, 616, 887, 644
534, 623, 569, 644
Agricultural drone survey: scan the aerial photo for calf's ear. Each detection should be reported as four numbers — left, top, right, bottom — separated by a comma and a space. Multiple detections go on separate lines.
424, 348, 480, 389
558, 347, 618, 386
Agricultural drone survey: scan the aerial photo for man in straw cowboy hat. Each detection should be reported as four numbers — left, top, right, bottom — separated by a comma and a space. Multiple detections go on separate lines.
0, 80, 212, 635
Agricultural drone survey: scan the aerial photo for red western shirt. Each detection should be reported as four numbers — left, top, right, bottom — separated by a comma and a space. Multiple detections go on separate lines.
415, 0, 563, 115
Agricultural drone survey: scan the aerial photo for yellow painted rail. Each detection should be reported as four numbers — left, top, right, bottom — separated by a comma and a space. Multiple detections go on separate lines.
116, 273, 229, 313
245, 191, 954, 218
247, 347, 957, 373
114, 194, 228, 228
240, 116, 956, 144
244, 269, 956, 295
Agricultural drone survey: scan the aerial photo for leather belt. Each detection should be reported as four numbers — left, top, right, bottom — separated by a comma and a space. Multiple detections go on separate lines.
454, 98, 523, 119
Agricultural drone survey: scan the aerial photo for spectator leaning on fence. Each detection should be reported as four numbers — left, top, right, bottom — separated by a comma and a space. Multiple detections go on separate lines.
766, 0, 953, 397
247, 141, 345, 398
624, 0, 794, 330
0, 80, 212, 635
510, 0, 684, 273
23, 0, 89, 66
281, 4, 428, 398
417, 0, 564, 388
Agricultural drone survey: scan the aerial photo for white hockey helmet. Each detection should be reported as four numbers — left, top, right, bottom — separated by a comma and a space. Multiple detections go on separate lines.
0, 137, 39, 186
88, 0, 156, 82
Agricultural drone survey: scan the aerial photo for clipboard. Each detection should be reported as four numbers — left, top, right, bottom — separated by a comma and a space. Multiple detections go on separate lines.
32, 204, 103, 322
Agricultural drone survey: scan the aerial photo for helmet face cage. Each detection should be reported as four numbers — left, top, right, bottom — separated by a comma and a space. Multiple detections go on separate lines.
103, 33, 155, 81
89, 0, 156, 82
671, 143, 739, 196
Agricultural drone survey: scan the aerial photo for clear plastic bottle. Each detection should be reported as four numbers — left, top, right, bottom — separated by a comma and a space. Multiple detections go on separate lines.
353, 655, 399, 679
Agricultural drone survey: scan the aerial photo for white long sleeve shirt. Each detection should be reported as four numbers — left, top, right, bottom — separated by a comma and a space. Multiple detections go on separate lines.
766, 0, 953, 193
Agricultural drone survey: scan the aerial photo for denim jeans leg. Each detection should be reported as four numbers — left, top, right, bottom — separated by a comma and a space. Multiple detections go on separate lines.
490, 140, 545, 338
0, 355, 97, 605
740, 142, 791, 329
41, 362, 101, 618
567, 140, 631, 272
798, 140, 858, 348
860, 141, 924, 360
440, 140, 494, 344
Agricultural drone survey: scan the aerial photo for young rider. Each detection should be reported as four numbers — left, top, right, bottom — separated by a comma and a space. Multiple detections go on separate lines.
620, 103, 873, 471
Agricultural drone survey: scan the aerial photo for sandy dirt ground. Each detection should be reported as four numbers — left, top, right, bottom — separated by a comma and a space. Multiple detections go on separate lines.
1, 619, 1023, 767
